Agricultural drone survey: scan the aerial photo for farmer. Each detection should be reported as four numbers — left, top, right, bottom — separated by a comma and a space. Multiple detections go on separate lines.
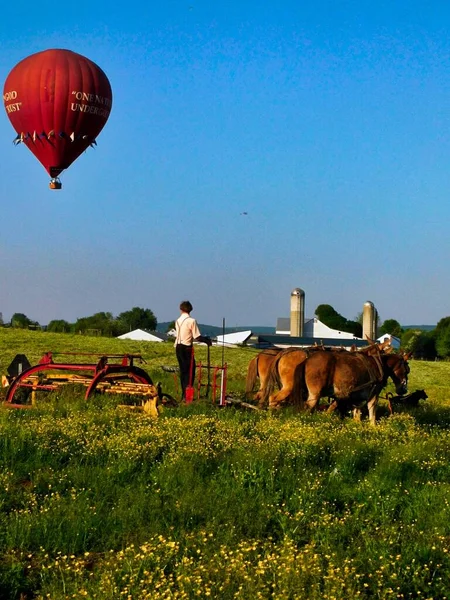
174, 300, 212, 400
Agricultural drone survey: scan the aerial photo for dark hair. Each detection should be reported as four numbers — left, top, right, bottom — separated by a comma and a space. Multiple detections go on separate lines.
180, 300, 193, 313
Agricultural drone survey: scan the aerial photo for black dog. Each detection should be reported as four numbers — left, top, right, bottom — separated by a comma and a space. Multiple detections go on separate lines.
387, 389, 428, 415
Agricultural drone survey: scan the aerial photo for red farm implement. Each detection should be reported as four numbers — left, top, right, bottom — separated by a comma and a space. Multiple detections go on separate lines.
2, 351, 175, 413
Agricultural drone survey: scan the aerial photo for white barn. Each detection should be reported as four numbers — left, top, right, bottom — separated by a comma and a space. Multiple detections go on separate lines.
276, 317, 359, 340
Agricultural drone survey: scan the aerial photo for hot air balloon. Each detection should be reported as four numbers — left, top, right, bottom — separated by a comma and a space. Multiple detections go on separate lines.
3, 49, 112, 189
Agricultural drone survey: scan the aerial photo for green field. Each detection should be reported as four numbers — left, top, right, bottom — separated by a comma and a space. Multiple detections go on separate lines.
0, 328, 449, 599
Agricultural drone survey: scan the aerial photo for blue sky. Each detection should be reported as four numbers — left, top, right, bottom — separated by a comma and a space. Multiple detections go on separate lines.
0, 1, 449, 328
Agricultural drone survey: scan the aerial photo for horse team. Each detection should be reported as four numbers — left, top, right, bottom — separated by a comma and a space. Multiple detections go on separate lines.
245, 341, 412, 425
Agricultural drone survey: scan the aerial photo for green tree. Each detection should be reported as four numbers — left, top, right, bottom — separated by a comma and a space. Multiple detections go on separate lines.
47, 319, 72, 333
401, 329, 421, 354
436, 316, 450, 359
315, 305, 347, 330
401, 329, 437, 359
11, 313, 33, 329
315, 304, 361, 337
379, 319, 403, 338
435, 316, 450, 336
116, 307, 157, 335
74, 312, 118, 337
417, 331, 437, 360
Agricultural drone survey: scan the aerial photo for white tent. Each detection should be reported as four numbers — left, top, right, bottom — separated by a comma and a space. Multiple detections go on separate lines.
215, 330, 252, 346
117, 329, 165, 342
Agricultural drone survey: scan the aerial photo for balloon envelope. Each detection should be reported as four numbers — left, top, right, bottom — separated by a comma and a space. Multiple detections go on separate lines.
3, 49, 112, 178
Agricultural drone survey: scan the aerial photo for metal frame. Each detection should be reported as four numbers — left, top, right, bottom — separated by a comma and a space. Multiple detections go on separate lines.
3, 351, 154, 408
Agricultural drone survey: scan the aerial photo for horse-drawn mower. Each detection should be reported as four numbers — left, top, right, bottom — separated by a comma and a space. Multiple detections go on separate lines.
1, 351, 176, 416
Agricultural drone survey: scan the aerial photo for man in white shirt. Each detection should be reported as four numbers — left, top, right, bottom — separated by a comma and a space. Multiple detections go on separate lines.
174, 300, 211, 400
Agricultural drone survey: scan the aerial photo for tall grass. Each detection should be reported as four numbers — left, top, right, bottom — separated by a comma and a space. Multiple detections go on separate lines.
0, 329, 449, 598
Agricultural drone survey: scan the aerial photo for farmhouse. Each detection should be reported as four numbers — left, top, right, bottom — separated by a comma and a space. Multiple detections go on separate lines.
376, 333, 401, 350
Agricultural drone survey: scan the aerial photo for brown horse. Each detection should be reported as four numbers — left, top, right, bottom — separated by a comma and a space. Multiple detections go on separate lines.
245, 348, 282, 404
262, 340, 393, 410
294, 350, 411, 425
261, 347, 314, 408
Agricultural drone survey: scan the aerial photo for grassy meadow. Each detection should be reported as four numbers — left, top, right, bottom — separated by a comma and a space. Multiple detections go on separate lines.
0, 328, 449, 599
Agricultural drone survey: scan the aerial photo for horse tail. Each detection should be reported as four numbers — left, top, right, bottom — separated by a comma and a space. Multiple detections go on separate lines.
245, 355, 259, 397
260, 352, 283, 406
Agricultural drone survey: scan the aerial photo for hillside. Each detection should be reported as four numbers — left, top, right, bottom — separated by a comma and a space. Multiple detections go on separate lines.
402, 325, 435, 331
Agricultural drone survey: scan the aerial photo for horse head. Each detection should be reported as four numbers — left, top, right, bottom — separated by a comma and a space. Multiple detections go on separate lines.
383, 353, 410, 396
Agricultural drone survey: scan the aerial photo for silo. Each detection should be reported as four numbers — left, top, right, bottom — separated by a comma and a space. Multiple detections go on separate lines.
362, 301, 376, 341
372, 307, 379, 339
290, 288, 305, 337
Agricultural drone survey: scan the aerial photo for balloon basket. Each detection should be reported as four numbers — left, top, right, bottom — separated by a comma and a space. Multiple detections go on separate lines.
49, 178, 62, 190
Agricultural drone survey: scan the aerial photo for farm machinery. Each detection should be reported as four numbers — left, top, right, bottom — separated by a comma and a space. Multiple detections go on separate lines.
1, 351, 176, 415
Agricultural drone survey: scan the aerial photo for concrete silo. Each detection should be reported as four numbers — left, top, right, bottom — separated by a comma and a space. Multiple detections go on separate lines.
362, 301, 377, 341
290, 288, 305, 337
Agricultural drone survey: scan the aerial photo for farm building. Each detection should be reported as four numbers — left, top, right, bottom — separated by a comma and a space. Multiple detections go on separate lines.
215, 330, 252, 347
376, 333, 401, 350
276, 316, 358, 340
255, 287, 378, 350
117, 329, 167, 342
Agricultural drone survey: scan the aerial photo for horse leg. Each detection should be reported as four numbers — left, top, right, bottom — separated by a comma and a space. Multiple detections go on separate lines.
367, 396, 378, 426
268, 385, 294, 410
305, 392, 320, 412
256, 372, 270, 407
326, 399, 338, 414
353, 408, 362, 421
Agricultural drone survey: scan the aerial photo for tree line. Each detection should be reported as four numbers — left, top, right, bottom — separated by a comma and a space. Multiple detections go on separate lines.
316, 304, 450, 360
2, 307, 157, 337
2, 305, 449, 360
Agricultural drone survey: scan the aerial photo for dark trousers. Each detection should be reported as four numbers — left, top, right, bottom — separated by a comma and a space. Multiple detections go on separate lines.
176, 344, 195, 399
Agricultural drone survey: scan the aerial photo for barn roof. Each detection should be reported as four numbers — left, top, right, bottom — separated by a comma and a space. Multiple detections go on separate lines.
254, 334, 368, 350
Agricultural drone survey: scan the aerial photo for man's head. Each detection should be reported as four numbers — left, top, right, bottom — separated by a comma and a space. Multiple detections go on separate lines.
180, 300, 193, 313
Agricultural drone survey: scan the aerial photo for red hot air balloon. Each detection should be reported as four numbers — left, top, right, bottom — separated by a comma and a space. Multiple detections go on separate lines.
3, 49, 112, 189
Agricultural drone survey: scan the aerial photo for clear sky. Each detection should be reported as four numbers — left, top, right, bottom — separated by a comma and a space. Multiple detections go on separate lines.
1, 1, 449, 328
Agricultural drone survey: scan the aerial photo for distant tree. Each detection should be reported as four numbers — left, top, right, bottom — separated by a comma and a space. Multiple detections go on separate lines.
11, 313, 33, 329
436, 316, 450, 359
74, 312, 118, 337
435, 316, 450, 336
116, 307, 157, 335
47, 319, 72, 333
0, 312, 3, 325
315, 304, 361, 337
345, 319, 363, 338
401, 329, 437, 360
417, 331, 437, 360
315, 304, 347, 330
379, 319, 403, 338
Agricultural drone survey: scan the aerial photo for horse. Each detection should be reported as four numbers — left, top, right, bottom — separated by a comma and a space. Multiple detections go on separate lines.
245, 348, 282, 405
262, 340, 393, 410
261, 347, 319, 409
293, 350, 411, 425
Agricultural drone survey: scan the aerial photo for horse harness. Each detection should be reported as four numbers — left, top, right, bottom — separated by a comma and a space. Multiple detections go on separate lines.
350, 349, 385, 397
